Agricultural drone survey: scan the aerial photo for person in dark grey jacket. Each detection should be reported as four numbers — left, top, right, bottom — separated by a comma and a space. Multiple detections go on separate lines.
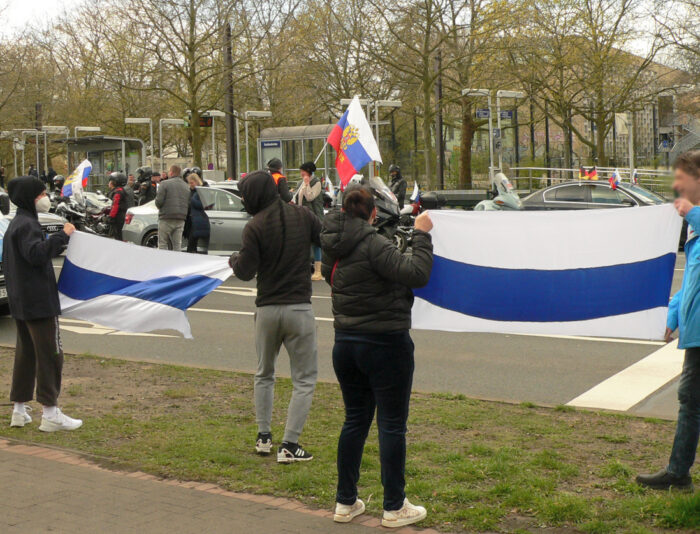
321, 186, 433, 528
4, 176, 83, 432
155, 165, 190, 251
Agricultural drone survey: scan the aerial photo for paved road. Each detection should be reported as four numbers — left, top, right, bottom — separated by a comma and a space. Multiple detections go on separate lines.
0, 256, 686, 420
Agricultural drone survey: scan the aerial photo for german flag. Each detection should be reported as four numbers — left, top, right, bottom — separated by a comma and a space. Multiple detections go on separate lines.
588, 166, 598, 180
579, 166, 588, 180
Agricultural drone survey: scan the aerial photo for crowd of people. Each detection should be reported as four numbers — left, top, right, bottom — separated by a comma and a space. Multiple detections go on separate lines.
3, 151, 700, 528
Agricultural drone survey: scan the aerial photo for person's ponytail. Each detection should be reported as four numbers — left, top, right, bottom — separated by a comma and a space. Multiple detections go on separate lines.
343, 186, 374, 220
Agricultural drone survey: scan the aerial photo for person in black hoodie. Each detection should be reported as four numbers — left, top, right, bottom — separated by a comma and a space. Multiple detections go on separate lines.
229, 170, 321, 463
4, 176, 82, 432
321, 186, 433, 528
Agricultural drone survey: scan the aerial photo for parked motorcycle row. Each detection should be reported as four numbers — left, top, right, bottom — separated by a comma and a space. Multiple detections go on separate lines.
49, 189, 112, 236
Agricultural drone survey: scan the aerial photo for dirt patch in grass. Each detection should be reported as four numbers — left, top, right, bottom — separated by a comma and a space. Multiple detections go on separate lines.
0, 350, 698, 533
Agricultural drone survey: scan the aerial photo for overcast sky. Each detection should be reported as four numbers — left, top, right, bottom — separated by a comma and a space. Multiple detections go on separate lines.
4, 0, 82, 32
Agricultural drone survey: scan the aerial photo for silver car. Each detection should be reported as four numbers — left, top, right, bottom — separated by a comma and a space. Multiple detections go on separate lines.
122, 186, 251, 255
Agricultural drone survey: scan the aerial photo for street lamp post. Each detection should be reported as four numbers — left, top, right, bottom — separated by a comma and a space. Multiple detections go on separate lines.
205, 111, 226, 171
462, 88, 494, 180
244, 111, 272, 174
159, 118, 186, 173
14, 129, 39, 175
125, 118, 154, 169
496, 90, 525, 171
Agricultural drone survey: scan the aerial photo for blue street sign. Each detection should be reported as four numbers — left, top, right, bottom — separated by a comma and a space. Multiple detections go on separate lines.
499, 110, 513, 120
261, 140, 281, 148
493, 128, 501, 139
476, 108, 490, 119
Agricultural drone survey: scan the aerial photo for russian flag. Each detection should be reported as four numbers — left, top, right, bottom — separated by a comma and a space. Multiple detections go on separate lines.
327, 96, 382, 187
58, 232, 231, 338
609, 169, 620, 189
62, 159, 92, 197
412, 205, 682, 340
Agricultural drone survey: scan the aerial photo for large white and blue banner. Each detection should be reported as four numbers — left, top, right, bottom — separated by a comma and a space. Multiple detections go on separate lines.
58, 232, 232, 338
412, 204, 682, 340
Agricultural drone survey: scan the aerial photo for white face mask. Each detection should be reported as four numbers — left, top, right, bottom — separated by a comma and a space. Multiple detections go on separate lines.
35, 196, 51, 213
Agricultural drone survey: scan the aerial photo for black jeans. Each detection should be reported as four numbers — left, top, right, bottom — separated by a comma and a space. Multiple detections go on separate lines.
10, 317, 63, 406
668, 347, 700, 477
333, 330, 414, 511
187, 234, 210, 254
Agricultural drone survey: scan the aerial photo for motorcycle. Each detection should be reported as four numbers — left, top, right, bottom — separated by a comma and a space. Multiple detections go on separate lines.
474, 173, 522, 211
55, 193, 111, 236
365, 176, 410, 253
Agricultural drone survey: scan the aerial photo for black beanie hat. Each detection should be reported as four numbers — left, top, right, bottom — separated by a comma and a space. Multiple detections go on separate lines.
299, 161, 316, 175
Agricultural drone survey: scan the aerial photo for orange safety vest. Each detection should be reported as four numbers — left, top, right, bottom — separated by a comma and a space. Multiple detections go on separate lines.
271, 172, 286, 185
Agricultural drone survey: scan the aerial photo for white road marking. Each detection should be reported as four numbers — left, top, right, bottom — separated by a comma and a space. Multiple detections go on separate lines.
566, 339, 684, 411
189, 308, 334, 322
506, 332, 665, 346
59, 318, 175, 338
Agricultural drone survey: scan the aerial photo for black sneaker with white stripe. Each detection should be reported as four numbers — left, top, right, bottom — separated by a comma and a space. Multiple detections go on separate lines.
255, 432, 273, 455
277, 442, 313, 463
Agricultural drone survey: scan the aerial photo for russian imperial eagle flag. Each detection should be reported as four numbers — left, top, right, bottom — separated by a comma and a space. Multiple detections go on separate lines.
62, 159, 92, 197
412, 205, 682, 340
327, 96, 382, 187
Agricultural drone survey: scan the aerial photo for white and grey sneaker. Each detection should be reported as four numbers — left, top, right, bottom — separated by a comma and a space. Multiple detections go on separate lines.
255, 432, 273, 455
277, 442, 313, 463
381, 498, 427, 528
38, 409, 82, 432
10, 406, 32, 428
334, 498, 365, 523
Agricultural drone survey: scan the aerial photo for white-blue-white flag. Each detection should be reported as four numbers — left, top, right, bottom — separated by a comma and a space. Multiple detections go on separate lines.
58, 232, 231, 338
412, 204, 682, 340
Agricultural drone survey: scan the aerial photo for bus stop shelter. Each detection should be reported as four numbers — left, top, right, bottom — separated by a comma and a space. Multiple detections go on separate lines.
258, 124, 335, 182
55, 136, 146, 191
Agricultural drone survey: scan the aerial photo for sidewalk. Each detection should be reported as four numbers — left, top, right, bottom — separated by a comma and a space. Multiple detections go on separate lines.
0, 439, 440, 534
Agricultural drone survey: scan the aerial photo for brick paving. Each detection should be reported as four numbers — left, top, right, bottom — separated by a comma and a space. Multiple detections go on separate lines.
0, 439, 441, 534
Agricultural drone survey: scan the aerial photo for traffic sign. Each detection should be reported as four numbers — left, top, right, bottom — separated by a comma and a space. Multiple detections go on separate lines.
476, 108, 490, 119
499, 110, 513, 120
493, 128, 501, 139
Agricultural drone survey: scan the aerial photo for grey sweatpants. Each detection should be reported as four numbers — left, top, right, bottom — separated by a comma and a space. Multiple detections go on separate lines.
255, 303, 318, 443
158, 219, 185, 251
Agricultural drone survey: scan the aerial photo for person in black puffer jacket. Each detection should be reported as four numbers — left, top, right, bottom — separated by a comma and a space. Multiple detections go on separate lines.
3, 176, 83, 432
320, 186, 433, 528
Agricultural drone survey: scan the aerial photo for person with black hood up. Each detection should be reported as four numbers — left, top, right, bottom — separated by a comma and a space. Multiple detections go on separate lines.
321, 186, 433, 528
4, 176, 82, 432
266, 158, 293, 203
229, 170, 321, 464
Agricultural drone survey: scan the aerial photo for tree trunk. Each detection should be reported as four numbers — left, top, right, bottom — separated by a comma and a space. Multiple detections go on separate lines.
191, 109, 202, 168
459, 98, 475, 188
595, 116, 607, 166
422, 86, 434, 188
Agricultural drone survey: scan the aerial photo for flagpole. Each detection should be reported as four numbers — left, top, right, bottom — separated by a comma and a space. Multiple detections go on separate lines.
313, 140, 328, 165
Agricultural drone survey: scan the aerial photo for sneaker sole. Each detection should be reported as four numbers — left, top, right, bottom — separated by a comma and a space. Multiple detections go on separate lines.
10, 415, 30, 428
334, 502, 365, 523
39, 420, 83, 432
255, 446, 272, 455
277, 456, 314, 464
381, 509, 427, 528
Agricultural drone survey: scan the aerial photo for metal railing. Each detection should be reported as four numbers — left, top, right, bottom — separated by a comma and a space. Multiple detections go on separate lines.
507, 166, 674, 200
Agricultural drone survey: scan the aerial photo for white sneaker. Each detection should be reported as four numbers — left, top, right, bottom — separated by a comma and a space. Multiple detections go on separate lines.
381, 498, 427, 528
10, 407, 32, 428
334, 498, 365, 523
39, 408, 82, 432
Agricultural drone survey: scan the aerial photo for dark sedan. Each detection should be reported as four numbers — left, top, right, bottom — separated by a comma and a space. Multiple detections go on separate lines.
521, 181, 666, 210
